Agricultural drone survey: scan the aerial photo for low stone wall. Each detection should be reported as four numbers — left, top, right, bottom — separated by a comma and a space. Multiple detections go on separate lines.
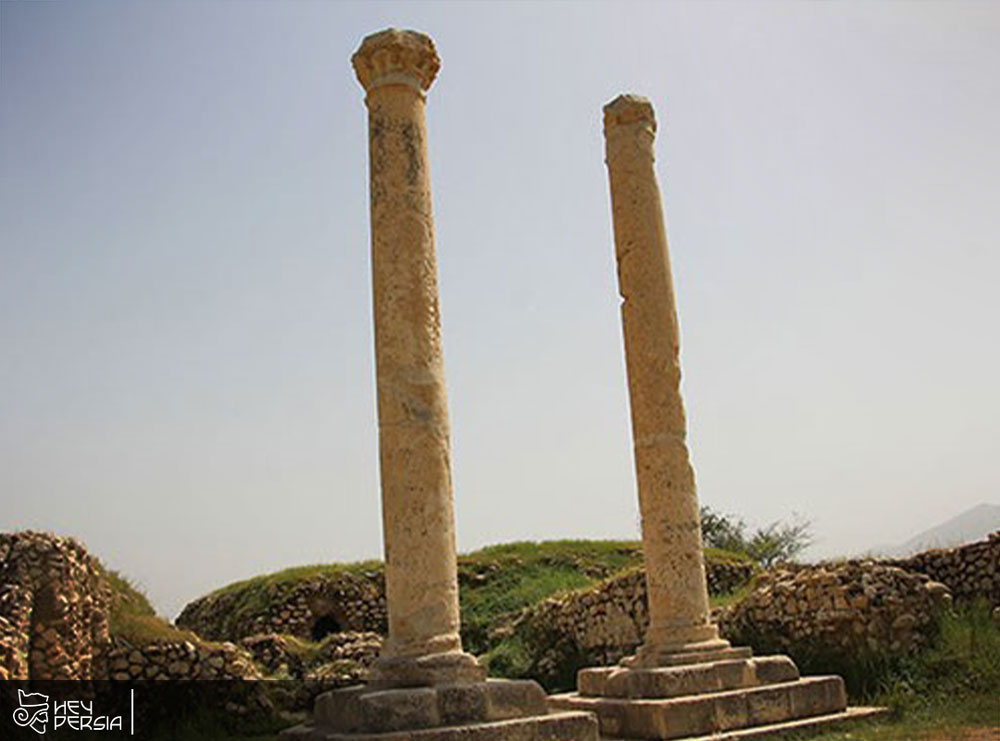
719, 561, 952, 660
489, 559, 757, 689
707, 559, 758, 596
103, 638, 262, 681
0, 531, 111, 680
884, 531, 999, 606
177, 572, 387, 643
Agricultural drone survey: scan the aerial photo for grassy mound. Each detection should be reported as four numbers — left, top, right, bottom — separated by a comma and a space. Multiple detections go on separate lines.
457, 540, 645, 652
179, 559, 383, 641
180, 540, 752, 653
100, 566, 206, 646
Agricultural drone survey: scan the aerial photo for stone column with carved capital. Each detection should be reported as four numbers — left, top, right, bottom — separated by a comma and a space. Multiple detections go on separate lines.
352, 28, 482, 687
603, 94, 731, 667
281, 29, 600, 740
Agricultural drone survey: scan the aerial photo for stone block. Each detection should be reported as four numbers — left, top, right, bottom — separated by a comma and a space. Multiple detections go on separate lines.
316, 685, 440, 733
745, 684, 791, 725
483, 679, 548, 720
789, 675, 847, 718
282, 711, 599, 740
550, 676, 851, 739
713, 690, 749, 732
579, 655, 800, 701
659, 694, 716, 738
750, 656, 798, 685
625, 645, 753, 668
437, 683, 488, 725
577, 667, 613, 696
305, 679, 565, 737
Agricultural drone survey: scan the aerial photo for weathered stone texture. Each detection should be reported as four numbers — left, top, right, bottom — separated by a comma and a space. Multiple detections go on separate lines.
550, 676, 847, 740
177, 571, 387, 642
604, 93, 724, 664
884, 531, 999, 607
0, 531, 111, 680
352, 27, 480, 685
490, 561, 756, 689
102, 638, 262, 681
284, 27, 599, 739
718, 560, 952, 659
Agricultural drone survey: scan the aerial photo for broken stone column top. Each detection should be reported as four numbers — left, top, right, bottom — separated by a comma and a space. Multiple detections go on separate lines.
603, 93, 657, 131
352, 28, 440, 93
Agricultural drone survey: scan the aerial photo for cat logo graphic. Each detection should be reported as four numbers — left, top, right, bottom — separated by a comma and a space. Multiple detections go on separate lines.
12, 690, 49, 734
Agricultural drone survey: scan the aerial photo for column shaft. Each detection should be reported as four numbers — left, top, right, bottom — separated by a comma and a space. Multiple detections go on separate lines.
353, 29, 482, 686
603, 95, 727, 664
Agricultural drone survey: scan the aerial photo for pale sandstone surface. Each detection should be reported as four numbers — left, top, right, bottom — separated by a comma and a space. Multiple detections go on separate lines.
544, 94, 869, 739
284, 28, 597, 740
353, 27, 479, 686
603, 94, 723, 663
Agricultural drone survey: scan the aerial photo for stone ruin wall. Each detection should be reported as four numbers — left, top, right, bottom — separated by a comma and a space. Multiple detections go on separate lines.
175, 571, 387, 643
495, 537, 1000, 689
492, 560, 757, 686
103, 638, 263, 681
719, 561, 952, 660
3, 530, 995, 686
175, 557, 751, 648
0, 531, 111, 680
883, 531, 999, 607
0, 532, 263, 682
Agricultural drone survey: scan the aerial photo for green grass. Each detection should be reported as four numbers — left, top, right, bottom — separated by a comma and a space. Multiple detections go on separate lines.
457, 540, 644, 653
182, 539, 751, 656
765, 600, 1000, 740
461, 539, 642, 567
180, 559, 383, 640
204, 560, 383, 601
100, 565, 216, 646
709, 579, 756, 610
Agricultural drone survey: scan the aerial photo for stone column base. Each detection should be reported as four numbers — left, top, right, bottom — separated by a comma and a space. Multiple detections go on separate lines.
282, 679, 598, 741
549, 649, 885, 739
622, 643, 751, 669
367, 649, 487, 687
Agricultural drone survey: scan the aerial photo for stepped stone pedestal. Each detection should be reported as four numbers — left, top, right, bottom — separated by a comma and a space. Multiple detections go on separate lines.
549, 649, 884, 739
544, 94, 885, 739
282, 28, 597, 741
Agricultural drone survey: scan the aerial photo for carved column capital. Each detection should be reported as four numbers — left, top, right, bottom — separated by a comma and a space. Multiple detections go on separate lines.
352, 28, 440, 95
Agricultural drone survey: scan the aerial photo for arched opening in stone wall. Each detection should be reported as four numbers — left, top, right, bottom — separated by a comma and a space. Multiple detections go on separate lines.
311, 614, 343, 642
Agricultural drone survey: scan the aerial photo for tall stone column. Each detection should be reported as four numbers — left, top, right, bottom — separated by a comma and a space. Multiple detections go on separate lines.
282, 28, 599, 740
546, 94, 860, 737
603, 95, 730, 666
352, 28, 481, 686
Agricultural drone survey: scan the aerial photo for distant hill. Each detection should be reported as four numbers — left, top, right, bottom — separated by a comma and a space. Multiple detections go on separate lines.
882, 503, 1000, 557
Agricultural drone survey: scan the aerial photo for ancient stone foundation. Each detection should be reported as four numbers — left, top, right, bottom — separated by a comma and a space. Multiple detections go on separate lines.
283, 28, 597, 740
0, 531, 111, 680
545, 95, 883, 739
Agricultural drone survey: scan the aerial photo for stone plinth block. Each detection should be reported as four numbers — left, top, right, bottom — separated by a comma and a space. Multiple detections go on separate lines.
282, 680, 598, 740
579, 656, 799, 699
549, 676, 847, 739
621, 645, 751, 670
677, 706, 888, 740
282, 711, 598, 741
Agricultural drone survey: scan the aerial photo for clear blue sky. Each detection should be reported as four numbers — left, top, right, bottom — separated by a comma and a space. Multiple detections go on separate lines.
2, 1, 998, 618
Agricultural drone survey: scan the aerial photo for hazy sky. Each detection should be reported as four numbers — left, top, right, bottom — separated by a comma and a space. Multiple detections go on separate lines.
2, 1, 998, 618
